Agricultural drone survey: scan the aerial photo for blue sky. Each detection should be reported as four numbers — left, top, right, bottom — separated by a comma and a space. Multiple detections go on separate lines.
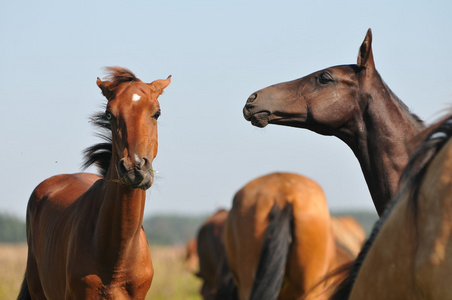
1, 1, 452, 218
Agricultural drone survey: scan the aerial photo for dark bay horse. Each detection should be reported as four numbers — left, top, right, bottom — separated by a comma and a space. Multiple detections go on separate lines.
243, 29, 425, 216
195, 209, 236, 300
18, 67, 171, 299
331, 113, 452, 299
223, 172, 364, 300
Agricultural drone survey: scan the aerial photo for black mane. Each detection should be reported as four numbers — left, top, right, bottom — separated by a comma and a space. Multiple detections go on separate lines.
82, 111, 112, 177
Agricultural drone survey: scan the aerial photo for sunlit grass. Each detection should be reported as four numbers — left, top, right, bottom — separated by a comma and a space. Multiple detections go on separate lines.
0, 244, 27, 300
147, 246, 202, 300
0, 244, 201, 300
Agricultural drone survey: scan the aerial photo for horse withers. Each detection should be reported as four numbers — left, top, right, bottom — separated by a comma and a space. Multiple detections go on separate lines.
18, 67, 171, 300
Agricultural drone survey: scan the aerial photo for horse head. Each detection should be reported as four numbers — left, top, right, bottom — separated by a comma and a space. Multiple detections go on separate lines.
96, 67, 171, 190
243, 29, 376, 138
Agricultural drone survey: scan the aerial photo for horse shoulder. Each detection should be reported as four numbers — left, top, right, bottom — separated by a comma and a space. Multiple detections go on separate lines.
29, 173, 101, 208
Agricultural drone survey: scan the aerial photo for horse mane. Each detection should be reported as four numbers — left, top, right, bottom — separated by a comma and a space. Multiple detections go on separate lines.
81, 67, 139, 177
81, 112, 112, 177
330, 112, 452, 300
389, 88, 423, 125
103, 66, 138, 88
374, 69, 424, 125
402, 112, 452, 221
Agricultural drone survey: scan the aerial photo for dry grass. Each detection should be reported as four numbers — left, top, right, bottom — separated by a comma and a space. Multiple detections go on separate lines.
147, 246, 202, 300
0, 244, 202, 300
0, 244, 27, 299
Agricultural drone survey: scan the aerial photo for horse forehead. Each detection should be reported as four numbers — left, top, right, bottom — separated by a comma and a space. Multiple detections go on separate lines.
116, 83, 157, 106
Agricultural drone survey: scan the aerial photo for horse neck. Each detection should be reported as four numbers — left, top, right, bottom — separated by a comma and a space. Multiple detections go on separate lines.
93, 155, 147, 265
341, 77, 424, 216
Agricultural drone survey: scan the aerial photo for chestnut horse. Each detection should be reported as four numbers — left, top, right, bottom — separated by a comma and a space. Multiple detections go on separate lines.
243, 29, 425, 216
331, 113, 452, 299
17, 67, 171, 300
223, 172, 364, 300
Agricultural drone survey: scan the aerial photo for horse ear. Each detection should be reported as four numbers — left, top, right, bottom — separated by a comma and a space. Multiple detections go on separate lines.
357, 28, 375, 70
97, 77, 115, 100
148, 75, 172, 95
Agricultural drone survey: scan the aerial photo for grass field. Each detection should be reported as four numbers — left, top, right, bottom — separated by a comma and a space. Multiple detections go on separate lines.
0, 244, 202, 300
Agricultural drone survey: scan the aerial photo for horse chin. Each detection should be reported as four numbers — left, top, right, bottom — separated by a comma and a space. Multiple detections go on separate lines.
136, 174, 154, 190
136, 180, 152, 190
249, 111, 270, 128
125, 171, 154, 190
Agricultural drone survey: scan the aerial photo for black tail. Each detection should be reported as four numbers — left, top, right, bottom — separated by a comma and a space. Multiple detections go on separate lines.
249, 202, 293, 300
17, 274, 31, 300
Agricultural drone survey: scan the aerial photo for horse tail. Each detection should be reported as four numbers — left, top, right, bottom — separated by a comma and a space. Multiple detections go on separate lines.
17, 274, 31, 300
249, 202, 293, 300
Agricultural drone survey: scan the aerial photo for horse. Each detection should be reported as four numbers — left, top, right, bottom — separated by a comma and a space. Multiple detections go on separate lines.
331, 113, 452, 300
243, 28, 425, 216
191, 206, 363, 300
17, 67, 171, 300
194, 209, 237, 300
223, 172, 365, 300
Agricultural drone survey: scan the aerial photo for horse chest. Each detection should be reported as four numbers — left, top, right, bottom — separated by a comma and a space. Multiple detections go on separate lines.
64, 265, 153, 300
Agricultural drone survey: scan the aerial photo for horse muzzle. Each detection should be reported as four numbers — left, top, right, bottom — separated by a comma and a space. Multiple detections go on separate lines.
118, 158, 154, 190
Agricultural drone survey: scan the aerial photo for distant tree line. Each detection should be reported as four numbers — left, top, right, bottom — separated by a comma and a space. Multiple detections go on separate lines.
0, 214, 26, 243
0, 213, 207, 245
0, 211, 377, 245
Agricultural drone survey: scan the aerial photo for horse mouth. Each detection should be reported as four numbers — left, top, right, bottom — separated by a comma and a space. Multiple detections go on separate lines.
123, 170, 154, 190
248, 111, 271, 128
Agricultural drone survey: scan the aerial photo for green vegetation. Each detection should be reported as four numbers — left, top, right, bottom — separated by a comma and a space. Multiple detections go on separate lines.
0, 212, 207, 245
0, 211, 378, 245
0, 214, 26, 243
143, 214, 207, 245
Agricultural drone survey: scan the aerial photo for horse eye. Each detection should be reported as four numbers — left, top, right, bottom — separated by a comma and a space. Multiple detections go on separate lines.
106, 112, 113, 120
153, 110, 161, 120
318, 72, 333, 84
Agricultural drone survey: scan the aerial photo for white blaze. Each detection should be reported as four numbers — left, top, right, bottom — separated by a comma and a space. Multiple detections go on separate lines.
132, 94, 141, 102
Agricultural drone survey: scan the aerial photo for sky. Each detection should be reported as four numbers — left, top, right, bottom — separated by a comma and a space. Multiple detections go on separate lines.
1, 1, 452, 219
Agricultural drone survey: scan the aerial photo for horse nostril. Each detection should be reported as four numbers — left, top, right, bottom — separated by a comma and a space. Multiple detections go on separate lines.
141, 157, 151, 170
118, 159, 128, 176
247, 93, 257, 104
